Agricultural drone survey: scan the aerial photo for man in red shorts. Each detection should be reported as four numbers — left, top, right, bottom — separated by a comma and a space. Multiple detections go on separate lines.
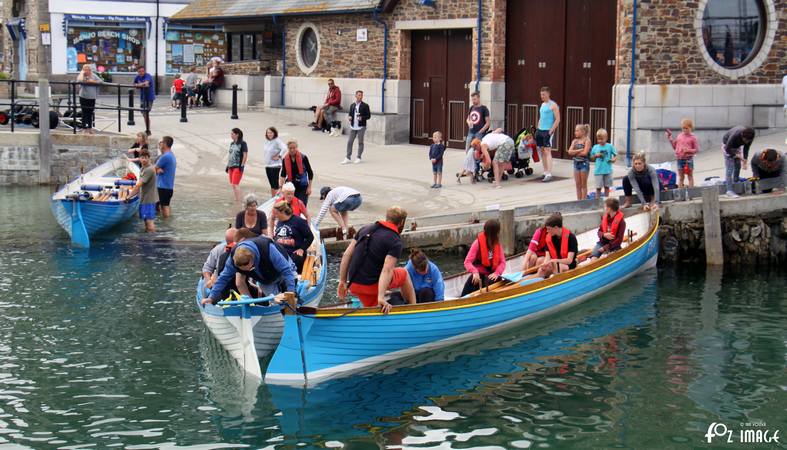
337, 206, 416, 314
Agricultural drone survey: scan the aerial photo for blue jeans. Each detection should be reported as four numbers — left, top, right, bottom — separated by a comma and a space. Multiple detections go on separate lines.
334, 194, 362, 212
725, 156, 741, 192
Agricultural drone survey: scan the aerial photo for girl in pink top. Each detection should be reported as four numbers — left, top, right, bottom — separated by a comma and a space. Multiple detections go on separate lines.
461, 219, 506, 297
665, 118, 699, 188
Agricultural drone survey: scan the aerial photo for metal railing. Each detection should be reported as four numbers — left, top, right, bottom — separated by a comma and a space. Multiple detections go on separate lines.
0, 79, 148, 134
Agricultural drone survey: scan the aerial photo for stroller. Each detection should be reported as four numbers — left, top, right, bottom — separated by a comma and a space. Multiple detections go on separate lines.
476, 127, 535, 183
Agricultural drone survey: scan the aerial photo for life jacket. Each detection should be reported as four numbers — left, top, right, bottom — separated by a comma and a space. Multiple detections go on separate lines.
278, 195, 305, 217
347, 221, 400, 286
534, 226, 549, 256
474, 232, 502, 269
601, 211, 624, 236
283, 152, 306, 184
546, 227, 570, 259
231, 236, 291, 286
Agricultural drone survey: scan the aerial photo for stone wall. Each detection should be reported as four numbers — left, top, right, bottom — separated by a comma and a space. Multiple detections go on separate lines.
0, 132, 134, 185
0, 0, 51, 83
616, 0, 786, 84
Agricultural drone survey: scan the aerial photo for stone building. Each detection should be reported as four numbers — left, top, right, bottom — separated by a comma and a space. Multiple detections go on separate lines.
171, 1, 787, 158
1, 0, 51, 81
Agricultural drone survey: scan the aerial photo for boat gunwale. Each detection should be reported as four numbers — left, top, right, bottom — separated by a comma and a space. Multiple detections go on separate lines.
305, 212, 660, 317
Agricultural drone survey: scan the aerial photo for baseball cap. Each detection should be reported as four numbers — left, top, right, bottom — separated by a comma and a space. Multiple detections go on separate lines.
319, 186, 331, 200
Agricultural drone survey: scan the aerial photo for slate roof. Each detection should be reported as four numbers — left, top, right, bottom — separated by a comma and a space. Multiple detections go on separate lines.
171, 0, 382, 21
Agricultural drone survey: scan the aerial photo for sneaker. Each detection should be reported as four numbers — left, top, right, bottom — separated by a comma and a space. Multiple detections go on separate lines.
312, 126, 322, 131
353, 158, 362, 164
340, 158, 351, 165
542, 174, 553, 182
725, 190, 740, 198
430, 184, 437, 188
436, 184, 442, 188
308, 122, 317, 127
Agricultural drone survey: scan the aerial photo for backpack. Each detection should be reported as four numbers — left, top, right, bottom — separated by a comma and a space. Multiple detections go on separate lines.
655, 168, 677, 190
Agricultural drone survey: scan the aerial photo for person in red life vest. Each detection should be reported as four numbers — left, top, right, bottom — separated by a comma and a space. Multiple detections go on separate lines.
278, 139, 314, 206
268, 182, 311, 236
591, 198, 627, 259
522, 220, 549, 272
541, 213, 578, 273
460, 219, 507, 297
337, 206, 416, 314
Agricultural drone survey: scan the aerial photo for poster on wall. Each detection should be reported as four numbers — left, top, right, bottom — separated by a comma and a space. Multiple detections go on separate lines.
166, 29, 225, 74
67, 47, 78, 72
68, 25, 145, 72
183, 45, 195, 64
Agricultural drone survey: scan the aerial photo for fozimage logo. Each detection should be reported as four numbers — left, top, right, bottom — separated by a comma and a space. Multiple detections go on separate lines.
705, 422, 780, 444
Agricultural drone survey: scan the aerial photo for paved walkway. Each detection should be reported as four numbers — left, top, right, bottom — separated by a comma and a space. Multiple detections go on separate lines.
119, 106, 786, 238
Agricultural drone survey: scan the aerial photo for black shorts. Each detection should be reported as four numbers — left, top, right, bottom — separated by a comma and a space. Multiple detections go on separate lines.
535, 129, 554, 148
266, 167, 281, 189
157, 188, 174, 206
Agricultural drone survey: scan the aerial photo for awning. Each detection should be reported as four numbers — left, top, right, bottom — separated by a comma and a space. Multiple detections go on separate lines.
63, 14, 152, 35
170, 0, 381, 22
5, 18, 26, 41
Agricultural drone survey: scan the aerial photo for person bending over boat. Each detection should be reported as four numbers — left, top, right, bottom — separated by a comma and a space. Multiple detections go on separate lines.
314, 186, 362, 240
461, 219, 506, 297
202, 227, 237, 289
404, 248, 445, 303
750, 149, 786, 192
622, 152, 659, 211
591, 198, 626, 259
201, 234, 297, 305
210, 228, 260, 300
523, 221, 549, 272
272, 201, 314, 272
235, 193, 268, 236
541, 213, 578, 273
338, 206, 416, 314
268, 182, 311, 236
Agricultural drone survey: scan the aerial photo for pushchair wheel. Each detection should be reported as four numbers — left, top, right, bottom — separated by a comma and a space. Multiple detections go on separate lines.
525, 168, 534, 176
515, 170, 524, 178
502, 173, 509, 181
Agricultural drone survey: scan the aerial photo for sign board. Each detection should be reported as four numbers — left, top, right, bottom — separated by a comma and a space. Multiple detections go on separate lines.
41, 32, 51, 46
39, 23, 50, 32
356, 28, 367, 42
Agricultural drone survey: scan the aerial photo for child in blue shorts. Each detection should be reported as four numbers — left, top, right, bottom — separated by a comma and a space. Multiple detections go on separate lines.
429, 131, 445, 189
590, 128, 617, 199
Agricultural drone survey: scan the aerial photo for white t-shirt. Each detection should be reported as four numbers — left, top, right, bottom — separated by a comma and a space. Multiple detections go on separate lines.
350, 102, 363, 131
481, 132, 513, 150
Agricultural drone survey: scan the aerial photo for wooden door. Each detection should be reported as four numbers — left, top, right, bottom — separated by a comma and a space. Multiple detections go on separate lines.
587, 0, 617, 136
563, 0, 592, 158
410, 29, 472, 148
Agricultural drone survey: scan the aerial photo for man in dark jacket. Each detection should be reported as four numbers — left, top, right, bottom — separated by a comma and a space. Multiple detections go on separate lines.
342, 90, 371, 164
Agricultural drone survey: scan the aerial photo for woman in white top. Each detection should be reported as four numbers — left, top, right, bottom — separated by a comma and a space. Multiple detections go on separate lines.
263, 126, 288, 197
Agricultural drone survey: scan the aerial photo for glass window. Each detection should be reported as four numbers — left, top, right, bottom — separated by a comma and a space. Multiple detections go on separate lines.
701, 0, 765, 68
243, 34, 255, 60
67, 25, 145, 73
300, 27, 318, 69
231, 34, 242, 62
165, 29, 226, 75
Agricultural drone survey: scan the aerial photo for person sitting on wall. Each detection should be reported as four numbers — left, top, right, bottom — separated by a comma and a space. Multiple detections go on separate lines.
309, 79, 342, 131
404, 248, 445, 303
540, 213, 578, 273
591, 198, 627, 259
205, 60, 225, 107
750, 148, 786, 193
461, 219, 506, 297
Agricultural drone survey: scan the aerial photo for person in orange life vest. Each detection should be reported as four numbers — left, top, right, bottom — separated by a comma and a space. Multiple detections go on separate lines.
541, 213, 578, 273
591, 198, 627, 259
460, 219, 507, 297
337, 206, 416, 314
278, 139, 314, 206
522, 220, 549, 271
268, 182, 311, 236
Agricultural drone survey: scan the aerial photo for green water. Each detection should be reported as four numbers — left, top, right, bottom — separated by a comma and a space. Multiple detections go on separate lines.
0, 187, 785, 449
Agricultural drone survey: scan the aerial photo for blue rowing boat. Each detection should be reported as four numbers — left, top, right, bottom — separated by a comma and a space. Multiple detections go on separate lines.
195, 196, 328, 379
265, 211, 660, 386
51, 157, 140, 247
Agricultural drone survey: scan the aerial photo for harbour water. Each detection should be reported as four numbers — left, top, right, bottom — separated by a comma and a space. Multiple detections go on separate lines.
0, 187, 785, 449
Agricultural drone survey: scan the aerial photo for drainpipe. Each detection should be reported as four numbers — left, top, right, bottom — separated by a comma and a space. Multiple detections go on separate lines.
273, 15, 286, 106
625, 0, 638, 167
475, 0, 481, 93
372, 9, 388, 113
155, 0, 160, 95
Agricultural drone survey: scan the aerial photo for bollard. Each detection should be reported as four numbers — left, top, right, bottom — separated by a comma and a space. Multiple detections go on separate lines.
127, 89, 136, 126
499, 209, 516, 256
180, 93, 188, 123
231, 84, 239, 120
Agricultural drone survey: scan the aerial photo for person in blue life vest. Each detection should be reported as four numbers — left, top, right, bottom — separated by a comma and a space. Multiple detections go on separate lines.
404, 248, 445, 303
200, 235, 297, 305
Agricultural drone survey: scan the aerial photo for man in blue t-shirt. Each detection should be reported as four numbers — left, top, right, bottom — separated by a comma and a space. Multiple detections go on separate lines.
133, 67, 155, 136
155, 135, 177, 218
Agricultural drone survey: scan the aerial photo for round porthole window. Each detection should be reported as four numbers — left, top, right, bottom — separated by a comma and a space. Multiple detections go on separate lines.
696, 0, 777, 78
295, 24, 320, 75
